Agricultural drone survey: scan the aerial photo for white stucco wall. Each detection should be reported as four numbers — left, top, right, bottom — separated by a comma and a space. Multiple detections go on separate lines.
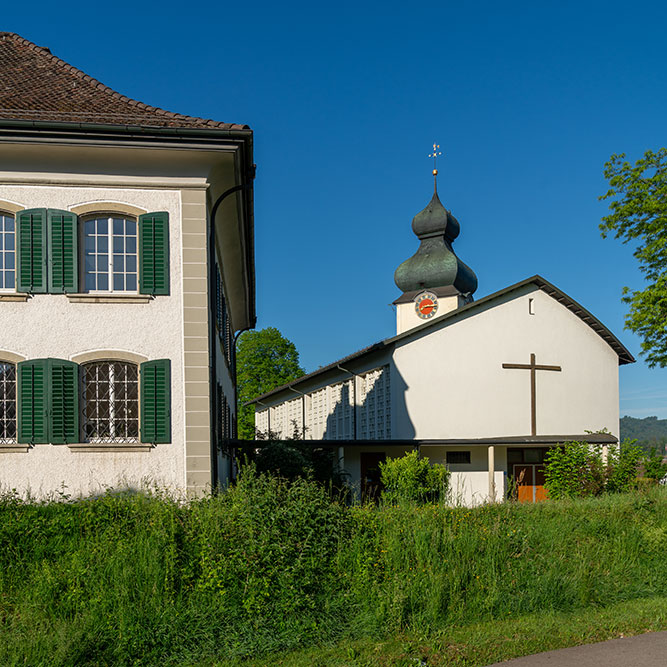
392, 286, 620, 440
0, 184, 187, 498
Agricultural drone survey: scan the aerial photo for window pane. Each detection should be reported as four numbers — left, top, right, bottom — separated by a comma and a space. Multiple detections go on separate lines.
82, 361, 139, 443
0, 362, 16, 442
97, 219, 108, 234
6, 254, 14, 270
5, 234, 13, 251
126, 255, 136, 273
113, 255, 124, 272
113, 274, 124, 291
98, 274, 108, 291
5, 218, 13, 232
98, 236, 108, 252
126, 237, 136, 253
126, 220, 136, 235
113, 236, 124, 253
126, 275, 137, 292
113, 219, 124, 235
5, 271, 13, 288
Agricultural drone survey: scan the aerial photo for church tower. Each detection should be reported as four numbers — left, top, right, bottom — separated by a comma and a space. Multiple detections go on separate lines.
393, 151, 478, 334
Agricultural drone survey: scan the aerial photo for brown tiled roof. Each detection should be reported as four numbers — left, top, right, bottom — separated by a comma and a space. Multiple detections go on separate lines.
0, 32, 249, 131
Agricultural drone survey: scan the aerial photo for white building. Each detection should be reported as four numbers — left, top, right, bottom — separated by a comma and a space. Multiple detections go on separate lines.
0, 33, 255, 498
251, 183, 633, 504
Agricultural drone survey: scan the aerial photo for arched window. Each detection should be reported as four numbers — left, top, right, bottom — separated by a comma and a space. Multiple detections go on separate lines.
0, 212, 15, 292
83, 216, 137, 292
82, 361, 139, 442
0, 361, 16, 443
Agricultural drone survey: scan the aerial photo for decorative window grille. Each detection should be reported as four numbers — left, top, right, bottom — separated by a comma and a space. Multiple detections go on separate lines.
358, 366, 391, 439
308, 388, 328, 439
286, 397, 303, 437
82, 361, 139, 442
0, 362, 16, 443
328, 380, 353, 440
83, 217, 137, 292
0, 214, 15, 291
255, 408, 269, 435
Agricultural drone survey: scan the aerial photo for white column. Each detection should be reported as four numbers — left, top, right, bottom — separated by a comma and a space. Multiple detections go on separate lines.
337, 446, 345, 471
602, 444, 609, 465
488, 445, 496, 502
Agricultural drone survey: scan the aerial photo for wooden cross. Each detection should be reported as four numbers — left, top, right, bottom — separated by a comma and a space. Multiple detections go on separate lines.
502, 353, 562, 436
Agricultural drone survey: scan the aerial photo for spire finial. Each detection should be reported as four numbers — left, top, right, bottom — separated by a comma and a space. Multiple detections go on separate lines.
428, 142, 442, 192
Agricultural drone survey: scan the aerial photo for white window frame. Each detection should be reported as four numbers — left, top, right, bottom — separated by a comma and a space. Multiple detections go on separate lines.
0, 213, 16, 294
82, 215, 138, 294
82, 360, 139, 443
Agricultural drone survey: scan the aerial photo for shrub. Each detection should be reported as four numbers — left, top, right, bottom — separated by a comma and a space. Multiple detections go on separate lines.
543, 442, 605, 499
379, 450, 450, 504
641, 447, 667, 483
544, 440, 645, 499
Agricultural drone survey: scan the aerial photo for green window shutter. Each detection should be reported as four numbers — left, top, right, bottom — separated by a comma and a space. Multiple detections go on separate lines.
49, 359, 79, 444
139, 212, 169, 295
48, 210, 79, 293
16, 209, 47, 293
17, 360, 49, 444
140, 360, 171, 444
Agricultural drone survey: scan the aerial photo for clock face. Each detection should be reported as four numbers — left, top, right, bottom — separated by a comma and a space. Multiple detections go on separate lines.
415, 291, 438, 319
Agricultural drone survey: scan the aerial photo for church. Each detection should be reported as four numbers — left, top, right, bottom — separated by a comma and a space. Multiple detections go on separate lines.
251, 161, 634, 504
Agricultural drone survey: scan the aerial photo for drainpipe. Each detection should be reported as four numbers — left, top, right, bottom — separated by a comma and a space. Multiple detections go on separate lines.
208, 177, 254, 491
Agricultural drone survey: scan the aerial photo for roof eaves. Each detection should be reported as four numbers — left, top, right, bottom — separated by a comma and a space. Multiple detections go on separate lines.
248, 274, 635, 404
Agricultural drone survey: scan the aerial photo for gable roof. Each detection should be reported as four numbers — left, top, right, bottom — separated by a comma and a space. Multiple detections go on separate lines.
0, 32, 248, 131
249, 274, 635, 404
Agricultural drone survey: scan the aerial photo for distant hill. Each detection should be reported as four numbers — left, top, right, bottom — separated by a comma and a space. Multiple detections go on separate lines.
620, 416, 667, 453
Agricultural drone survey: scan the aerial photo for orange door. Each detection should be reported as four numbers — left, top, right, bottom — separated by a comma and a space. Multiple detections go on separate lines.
534, 465, 548, 501
514, 464, 548, 502
514, 464, 534, 503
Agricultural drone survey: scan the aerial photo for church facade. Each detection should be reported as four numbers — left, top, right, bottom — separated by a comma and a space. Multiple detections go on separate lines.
251, 179, 633, 504
0, 33, 255, 498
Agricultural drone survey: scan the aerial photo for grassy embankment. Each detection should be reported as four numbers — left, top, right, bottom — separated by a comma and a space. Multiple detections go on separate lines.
1, 473, 666, 666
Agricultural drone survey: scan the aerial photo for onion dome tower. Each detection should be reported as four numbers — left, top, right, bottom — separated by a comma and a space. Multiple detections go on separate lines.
393, 144, 478, 334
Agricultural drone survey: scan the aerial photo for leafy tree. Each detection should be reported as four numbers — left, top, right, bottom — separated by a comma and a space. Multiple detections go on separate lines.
600, 149, 667, 367
236, 327, 305, 440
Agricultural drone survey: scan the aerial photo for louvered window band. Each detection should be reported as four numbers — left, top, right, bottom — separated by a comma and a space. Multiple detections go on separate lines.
82, 361, 139, 443
0, 363, 16, 443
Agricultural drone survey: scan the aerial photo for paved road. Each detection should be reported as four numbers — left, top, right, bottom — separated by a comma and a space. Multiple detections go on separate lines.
486, 631, 667, 666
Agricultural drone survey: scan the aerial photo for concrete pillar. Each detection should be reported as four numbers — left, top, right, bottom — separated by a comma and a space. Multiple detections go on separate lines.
488, 445, 496, 502
602, 444, 609, 465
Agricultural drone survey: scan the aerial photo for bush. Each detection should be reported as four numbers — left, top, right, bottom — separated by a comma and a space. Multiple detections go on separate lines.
544, 440, 644, 499
2, 470, 667, 665
641, 447, 667, 482
379, 450, 450, 504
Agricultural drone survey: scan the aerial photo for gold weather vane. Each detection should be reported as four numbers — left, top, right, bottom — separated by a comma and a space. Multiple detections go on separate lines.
429, 142, 442, 192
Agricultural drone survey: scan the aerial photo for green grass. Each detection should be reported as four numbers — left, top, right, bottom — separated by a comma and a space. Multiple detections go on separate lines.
232, 596, 667, 666
1, 473, 667, 666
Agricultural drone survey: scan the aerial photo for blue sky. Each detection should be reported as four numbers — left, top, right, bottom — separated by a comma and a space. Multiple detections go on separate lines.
5, 1, 667, 418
